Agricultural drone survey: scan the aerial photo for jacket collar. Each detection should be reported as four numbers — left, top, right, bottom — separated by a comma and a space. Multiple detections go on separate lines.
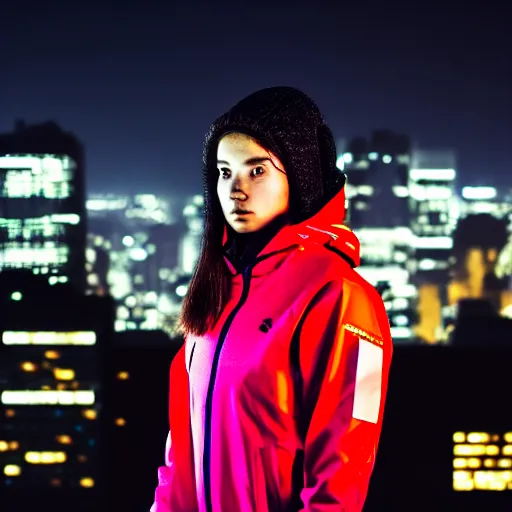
223, 186, 360, 276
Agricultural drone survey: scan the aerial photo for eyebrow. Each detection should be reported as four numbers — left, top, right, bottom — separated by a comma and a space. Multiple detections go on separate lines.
217, 157, 272, 166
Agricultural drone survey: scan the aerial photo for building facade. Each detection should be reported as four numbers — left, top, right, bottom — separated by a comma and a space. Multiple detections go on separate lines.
0, 270, 114, 500
0, 121, 87, 293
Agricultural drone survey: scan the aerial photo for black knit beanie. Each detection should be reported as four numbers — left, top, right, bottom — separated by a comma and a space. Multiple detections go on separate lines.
202, 86, 346, 224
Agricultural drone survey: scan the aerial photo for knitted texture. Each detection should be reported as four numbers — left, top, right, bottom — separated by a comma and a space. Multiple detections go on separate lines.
202, 86, 346, 224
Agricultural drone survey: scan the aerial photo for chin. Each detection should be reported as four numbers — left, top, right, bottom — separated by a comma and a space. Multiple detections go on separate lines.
229, 220, 259, 234
231, 225, 257, 234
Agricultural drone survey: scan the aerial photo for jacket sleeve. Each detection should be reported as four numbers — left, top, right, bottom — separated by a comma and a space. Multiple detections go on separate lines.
297, 279, 393, 512
150, 344, 198, 512
150, 430, 175, 512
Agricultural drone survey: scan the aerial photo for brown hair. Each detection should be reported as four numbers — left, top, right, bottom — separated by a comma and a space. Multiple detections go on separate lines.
178, 161, 232, 337
179, 133, 288, 337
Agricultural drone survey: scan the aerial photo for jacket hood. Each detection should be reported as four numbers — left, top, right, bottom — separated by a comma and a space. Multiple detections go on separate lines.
223, 185, 360, 274
203, 86, 346, 225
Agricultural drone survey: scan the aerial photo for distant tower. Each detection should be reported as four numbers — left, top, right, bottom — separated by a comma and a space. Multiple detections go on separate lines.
0, 269, 114, 500
342, 130, 411, 230
408, 149, 458, 285
408, 150, 458, 343
179, 195, 204, 275
0, 121, 87, 293
337, 131, 417, 342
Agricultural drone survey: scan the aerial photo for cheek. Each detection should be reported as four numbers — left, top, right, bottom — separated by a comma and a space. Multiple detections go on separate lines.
269, 181, 289, 209
217, 181, 229, 209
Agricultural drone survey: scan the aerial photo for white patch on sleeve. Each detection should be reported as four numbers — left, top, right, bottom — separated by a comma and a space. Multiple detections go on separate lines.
352, 338, 383, 424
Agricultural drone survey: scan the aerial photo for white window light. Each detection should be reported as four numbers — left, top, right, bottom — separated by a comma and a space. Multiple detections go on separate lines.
410, 169, 456, 181
461, 186, 497, 200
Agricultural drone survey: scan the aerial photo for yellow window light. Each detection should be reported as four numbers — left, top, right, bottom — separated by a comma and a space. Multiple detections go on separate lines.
4, 465, 21, 477
54, 368, 75, 381
82, 409, 97, 420
21, 362, 37, 372
45, 350, 60, 360
467, 432, 491, 444
454, 444, 487, 456
503, 446, 512, 456
80, 477, 95, 488
453, 432, 466, 443
25, 451, 67, 464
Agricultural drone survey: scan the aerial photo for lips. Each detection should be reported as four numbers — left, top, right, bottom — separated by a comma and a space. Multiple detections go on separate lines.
231, 209, 252, 215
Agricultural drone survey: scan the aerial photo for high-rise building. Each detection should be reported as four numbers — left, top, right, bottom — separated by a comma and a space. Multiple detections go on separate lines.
0, 270, 114, 503
408, 149, 458, 285
459, 186, 512, 219
106, 331, 180, 509
178, 194, 204, 275
339, 131, 417, 342
341, 130, 411, 229
354, 227, 418, 342
86, 193, 183, 333
0, 121, 87, 293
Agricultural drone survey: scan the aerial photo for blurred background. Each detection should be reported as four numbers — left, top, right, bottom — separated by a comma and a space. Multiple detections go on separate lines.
0, 1, 511, 510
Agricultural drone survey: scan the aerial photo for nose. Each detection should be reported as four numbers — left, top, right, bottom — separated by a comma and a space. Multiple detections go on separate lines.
230, 176, 248, 201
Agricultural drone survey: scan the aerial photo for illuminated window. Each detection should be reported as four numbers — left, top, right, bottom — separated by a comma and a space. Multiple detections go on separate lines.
82, 409, 97, 420
117, 371, 129, 380
20, 361, 37, 372
80, 477, 95, 488
453, 431, 512, 491
25, 451, 67, 464
56, 435, 72, 445
3, 331, 96, 346
1, 390, 95, 406
4, 465, 21, 477
115, 418, 126, 427
54, 368, 75, 381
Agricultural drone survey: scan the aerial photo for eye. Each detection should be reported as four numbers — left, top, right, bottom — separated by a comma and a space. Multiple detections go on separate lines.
219, 168, 231, 179
251, 166, 265, 177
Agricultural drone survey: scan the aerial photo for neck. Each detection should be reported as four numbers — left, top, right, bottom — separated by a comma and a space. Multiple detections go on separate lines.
225, 214, 289, 272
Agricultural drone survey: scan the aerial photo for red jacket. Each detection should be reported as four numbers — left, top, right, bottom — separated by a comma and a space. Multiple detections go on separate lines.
151, 187, 393, 512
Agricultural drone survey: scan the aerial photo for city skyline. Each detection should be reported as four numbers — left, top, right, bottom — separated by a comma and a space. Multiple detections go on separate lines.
1, 3, 510, 195
2, 4, 512, 509
1, 119, 510, 344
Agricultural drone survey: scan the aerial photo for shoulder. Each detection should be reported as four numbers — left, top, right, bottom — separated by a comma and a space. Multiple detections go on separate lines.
297, 242, 368, 289
296, 242, 353, 279
298, 243, 391, 345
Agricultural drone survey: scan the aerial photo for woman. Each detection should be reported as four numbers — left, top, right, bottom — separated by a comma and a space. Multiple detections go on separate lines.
151, 87, 393, 512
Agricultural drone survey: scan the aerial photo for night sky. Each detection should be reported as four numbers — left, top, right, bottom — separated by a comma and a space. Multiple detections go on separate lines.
2, 1, 510, 196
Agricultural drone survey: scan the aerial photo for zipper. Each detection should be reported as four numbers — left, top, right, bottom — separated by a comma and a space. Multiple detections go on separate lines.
203, 265, 252, 512
188, 341, 196, 372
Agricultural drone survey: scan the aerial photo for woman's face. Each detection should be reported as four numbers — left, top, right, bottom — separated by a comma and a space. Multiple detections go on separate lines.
216, 133, 289, 234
